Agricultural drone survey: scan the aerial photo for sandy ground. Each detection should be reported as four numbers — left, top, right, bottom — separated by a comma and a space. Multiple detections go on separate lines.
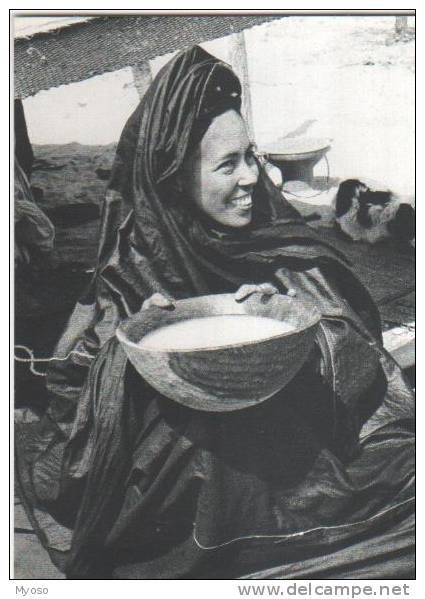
14, 502, 65, 579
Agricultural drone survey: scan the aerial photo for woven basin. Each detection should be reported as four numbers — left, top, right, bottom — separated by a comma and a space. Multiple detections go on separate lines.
116, 293, 321, 412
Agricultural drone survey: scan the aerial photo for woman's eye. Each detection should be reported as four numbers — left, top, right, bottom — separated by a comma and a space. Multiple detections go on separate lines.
219, 160, 236, 174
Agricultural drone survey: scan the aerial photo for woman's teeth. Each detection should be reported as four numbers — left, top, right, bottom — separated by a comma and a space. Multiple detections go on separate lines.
231, 194, 252, 209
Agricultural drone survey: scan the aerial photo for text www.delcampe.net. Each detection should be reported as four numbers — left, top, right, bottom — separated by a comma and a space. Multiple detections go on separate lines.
237, 583, 411, 598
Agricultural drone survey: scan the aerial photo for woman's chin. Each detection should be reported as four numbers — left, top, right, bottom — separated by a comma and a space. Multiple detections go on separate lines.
221, 209, 252, 228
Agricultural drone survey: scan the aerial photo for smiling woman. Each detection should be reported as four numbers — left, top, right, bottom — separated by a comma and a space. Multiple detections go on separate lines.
183, 112, 259, 228
15, 45, 414, 580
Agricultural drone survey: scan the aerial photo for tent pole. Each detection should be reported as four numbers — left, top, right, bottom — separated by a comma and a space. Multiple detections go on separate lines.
228, 31, 255, 141
131, 60, 153, 99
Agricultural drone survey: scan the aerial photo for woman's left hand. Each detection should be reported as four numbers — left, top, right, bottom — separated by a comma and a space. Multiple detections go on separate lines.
234, 283, 279, 302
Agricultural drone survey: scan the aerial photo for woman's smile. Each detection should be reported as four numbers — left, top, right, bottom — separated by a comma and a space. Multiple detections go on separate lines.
229, 192, 253, 210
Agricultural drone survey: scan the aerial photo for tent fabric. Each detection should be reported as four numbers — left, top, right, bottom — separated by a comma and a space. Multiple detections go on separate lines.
14, 15, 282, 99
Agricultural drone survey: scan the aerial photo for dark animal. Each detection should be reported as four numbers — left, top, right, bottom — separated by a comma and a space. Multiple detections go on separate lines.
334, 179, 415, 245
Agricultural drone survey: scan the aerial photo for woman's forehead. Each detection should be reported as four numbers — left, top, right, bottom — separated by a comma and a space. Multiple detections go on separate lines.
200, 110, 250, 161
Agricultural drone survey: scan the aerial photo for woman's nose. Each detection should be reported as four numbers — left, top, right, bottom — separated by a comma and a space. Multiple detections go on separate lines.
238, 159, 259, 188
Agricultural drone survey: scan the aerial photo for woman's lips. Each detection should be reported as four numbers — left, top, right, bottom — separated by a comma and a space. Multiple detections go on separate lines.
230, 193, 252, 210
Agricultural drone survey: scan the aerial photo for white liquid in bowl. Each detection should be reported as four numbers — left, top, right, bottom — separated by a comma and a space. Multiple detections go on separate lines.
137, 315, 295, 351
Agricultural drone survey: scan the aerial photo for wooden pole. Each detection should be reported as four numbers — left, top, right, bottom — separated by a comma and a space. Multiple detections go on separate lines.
228, 31, 255, 141
395, 16, 408, 35
131, 60, 153, 99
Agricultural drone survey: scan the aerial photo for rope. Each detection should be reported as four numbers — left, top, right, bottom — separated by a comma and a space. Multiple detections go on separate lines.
14, 344, 92, 377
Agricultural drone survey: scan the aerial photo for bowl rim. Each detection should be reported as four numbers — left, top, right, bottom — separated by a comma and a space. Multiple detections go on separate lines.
116, 293, 321, 354
262, 137, 333, 158
267, 149, 330, 162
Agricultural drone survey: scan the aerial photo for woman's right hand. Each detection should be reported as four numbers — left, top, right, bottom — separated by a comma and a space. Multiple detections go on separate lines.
141, 292, 175, 311
234, 283, 297, 302
234, 283, 279, 302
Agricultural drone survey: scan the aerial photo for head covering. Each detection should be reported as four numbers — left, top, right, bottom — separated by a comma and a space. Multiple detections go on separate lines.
187, 58, 242, 150
108, 46, 241, 196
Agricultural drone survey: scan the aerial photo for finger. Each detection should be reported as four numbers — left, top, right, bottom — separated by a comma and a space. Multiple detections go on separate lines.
258, 283, 279, 295
152, 293, 172, 305
151, 293, 175, 309
142, 293, 175, 311
234, 284, 257, 302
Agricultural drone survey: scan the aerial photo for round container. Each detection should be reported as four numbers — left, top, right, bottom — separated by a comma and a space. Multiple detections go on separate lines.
116, 293, 321, 412
263, 137, 332, 183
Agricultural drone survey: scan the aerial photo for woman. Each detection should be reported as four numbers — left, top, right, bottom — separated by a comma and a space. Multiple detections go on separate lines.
15, 46, 414, 579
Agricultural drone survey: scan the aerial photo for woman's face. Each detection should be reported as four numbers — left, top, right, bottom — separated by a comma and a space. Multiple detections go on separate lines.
183, 110, 259, 228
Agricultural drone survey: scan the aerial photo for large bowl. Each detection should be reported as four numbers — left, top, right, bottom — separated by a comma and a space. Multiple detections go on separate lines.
116, 293, 320, 412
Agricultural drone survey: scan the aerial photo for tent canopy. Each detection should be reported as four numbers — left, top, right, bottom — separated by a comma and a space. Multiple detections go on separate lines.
14, 15, 284, 98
